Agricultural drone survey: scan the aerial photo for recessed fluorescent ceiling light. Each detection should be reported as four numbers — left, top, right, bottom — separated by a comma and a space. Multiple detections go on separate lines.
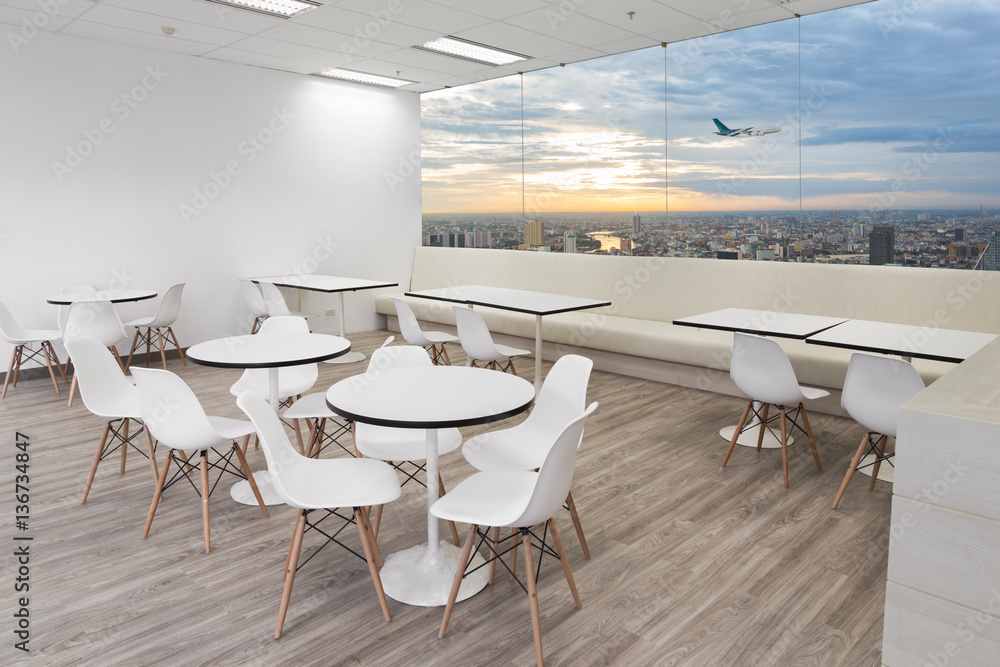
416, 37, 528, 66
205, 0, 319, 19
317, 68, 415, 88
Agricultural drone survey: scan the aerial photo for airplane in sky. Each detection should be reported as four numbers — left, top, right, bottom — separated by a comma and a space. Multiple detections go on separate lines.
712, 119, 781, 137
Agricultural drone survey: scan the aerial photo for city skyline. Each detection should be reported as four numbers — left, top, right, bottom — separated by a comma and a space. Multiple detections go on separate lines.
420, 0, 1000, 215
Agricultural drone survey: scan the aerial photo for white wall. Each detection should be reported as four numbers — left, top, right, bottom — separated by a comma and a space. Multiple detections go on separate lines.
0, 29, 421, 365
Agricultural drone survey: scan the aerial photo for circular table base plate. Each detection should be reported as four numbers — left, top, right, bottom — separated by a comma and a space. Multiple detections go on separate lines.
231, 470, 286, 506
856, 453, 894, 483
325, 351, 366, 365
720, 425, 794, 449
380, 541, 489, 607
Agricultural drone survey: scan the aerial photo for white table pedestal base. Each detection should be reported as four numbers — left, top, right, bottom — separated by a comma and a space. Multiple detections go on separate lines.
325, 351, 366, 364
719, 425, 794, 449
856, 453, 894, 483
380, 541, 489, 607
230, 470, 286, 506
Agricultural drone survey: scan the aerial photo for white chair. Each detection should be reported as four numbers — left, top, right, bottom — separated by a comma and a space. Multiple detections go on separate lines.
0, 300, 66, 399
353, 344, 463, 543
55, 284, 96, 331
722, 332, 827, 488
229, 316, 318, 452
259, 282, 311, 319
124, 283, 187, 370
453, 305, 530, 374
132, 367, 268, 554
462, 354, 595, 559
391, 296, 458, 365
433, 402, 598, 667
284, 336, 396, 459
236, 390, 400, 638
61, 300, 127, 406
832, 353, 925, 509
65, 336, 158, 502
239, 279, 270, 334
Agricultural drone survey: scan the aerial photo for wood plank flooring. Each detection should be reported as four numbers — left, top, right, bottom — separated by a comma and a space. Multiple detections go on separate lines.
0, 330, 890, 666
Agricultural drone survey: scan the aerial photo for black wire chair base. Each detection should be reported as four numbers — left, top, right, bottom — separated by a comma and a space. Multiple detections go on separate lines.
308, 417, 354, 458
736, 401, 809, 445
295, 507, 368, 572
461, 523, 563, 595
160, 445, 248, 500
856, 433, 894, 471
469, 358, 518, 374
97, 417, 150, 463
426, 344, 450, 366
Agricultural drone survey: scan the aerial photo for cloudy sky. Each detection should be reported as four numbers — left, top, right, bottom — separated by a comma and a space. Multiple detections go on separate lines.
420, 0, 1000, 214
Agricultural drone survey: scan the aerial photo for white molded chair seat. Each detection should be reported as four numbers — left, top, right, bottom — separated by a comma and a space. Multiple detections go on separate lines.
132, 367, 268, 554
66, 336, 158, 502
832, 353, 925, 509
237, 391, 400, 638
453, 305, 530, 374
61, 299, 127, 406
124, 283, 187, 370
0, 300, 66, 398
462, 354, 595, 558
722, 332, 828, 488
240, 279, 271, 333
353, 344, 464, 543
391, 296, 458, 365
56, 284, 96, 331
432, 403, 597, 667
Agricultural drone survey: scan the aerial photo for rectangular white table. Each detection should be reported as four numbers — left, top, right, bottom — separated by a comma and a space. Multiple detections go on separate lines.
674, 308, 848, 449
251, 275, 398, 363
405, 285, 611, 389
805, 319, 998, 363
673, 307, 847, 340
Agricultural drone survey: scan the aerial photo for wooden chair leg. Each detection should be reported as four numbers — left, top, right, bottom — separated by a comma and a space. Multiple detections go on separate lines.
145, 328, 152, 366
441, 344, 452, 366
157, 329, 168, 370
82, 421, 112, 503
565, 490, 590, 559
168, 327, 187, 365
780, 408, 789, 488
45, 342, 68, 383
355, 507, 392, 622
11, 346, 23, 388
488, 526, 501, 585
372, 504, 384, 541
41, 343, 61, 394
723, 401, 753, 467
549, 518, 582, 608
438, 474, 461, 546
509, 526, 519, 580
119, 419, 129, 474
67, 374, 78, 407
832, 432, 871, 509
2, 348, 17, 398
800, 404, 822, 471
125, 330, 142, 370
508, 359, 518, 376
521, 529, 545, 667
440, 524, 478, 638
143, 449, 173, 539
200, 451, 211, 554
276, 511, 306, 639
359, 506, 383, 567
283, 509, 305, 581
756, 403, 770, 452
233, 443, 269, 518
143, 425, 158, 486
869, 435, 888, 491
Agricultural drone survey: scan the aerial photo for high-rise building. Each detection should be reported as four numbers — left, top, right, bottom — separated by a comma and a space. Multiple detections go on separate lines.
472, 228, 492, 248
632, 213, 641, 235
869, 225, 895, 265
620, 237, 632, 253
833, 210, 841, 223
564, 231, 577, 254
953, 228, 967, 242
524, 219, 543, 247
974, 230, 1000, 271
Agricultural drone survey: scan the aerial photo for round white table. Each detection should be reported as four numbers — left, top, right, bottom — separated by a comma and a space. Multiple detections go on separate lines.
326, 365, 535, 607
187, 332, 351, 505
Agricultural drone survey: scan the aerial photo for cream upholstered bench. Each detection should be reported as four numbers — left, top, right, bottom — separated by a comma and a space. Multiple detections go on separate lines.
376, 247, 1000, 413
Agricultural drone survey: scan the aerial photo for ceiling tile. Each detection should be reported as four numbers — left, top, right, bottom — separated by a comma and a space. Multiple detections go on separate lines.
204, 46, 318, 74
503, 7, 637, 47
576, 0, 696, 34
101, 0, 284, 34
453, 21, 578, 59
59, 20, 217, 55
423, 0, 548, 21
72, 3, 251, 46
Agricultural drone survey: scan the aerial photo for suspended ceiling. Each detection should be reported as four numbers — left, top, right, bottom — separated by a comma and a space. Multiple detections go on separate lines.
0, 0, 875, 92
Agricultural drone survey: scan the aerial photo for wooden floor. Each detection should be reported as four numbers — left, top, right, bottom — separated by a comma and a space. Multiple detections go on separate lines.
1, 330, 890, 666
